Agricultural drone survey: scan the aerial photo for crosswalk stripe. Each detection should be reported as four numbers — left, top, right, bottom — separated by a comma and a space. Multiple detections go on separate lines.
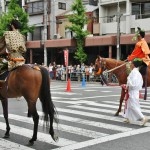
52, 97, 72, 100
56, 108, 150, 126
2, 114, 107, 139
70, 95, 120, 100
68, 105, 117, 114
102, 101, 150, 113
53, 95, 120, 101
0, 138, 35, 150
67, 104, 150, 119
58, 115, 133, 132
71, 101, 150, 114
104, 101, 150, 108
52, 92, 82, 95
53, 99, 122, 105
52, 126, 150, 150
57, 124, 108, 138
68, 104, 149, 118
0, 120, 76, 147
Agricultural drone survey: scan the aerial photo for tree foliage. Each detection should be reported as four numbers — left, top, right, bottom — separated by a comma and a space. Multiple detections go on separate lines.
67, 0, 89, 64
0, 0, 34, 37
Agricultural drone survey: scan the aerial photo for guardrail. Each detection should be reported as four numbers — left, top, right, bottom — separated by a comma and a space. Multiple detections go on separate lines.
54, 71, 118, 84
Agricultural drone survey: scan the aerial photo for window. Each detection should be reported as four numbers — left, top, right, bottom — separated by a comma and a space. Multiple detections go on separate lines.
32, 26, 43, 41
27, 1, 44, 15
132, 2, 150, 19
132, 3, 140, 16
58, 2, 66, 10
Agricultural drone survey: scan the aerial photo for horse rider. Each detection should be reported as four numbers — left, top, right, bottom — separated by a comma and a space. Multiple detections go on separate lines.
0, 18, 26, 73
127, 27, 150, 75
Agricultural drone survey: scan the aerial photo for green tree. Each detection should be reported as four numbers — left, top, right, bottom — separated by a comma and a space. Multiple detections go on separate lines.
67, 0, 89, 64
0, 0, 34, 37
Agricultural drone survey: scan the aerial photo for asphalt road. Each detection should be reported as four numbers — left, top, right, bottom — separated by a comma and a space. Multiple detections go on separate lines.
0, 81, 150, 150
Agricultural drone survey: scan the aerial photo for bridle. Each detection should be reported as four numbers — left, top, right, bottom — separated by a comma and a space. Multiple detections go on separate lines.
95, 57, 128, 85
95, 57, 118, 74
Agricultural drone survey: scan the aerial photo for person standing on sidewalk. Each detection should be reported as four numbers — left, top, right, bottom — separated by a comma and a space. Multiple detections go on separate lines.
123, 58, 148, 126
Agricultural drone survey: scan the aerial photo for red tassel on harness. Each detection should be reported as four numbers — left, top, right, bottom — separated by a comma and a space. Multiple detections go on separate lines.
121, 84, 129, 114
121, 84, 144, 114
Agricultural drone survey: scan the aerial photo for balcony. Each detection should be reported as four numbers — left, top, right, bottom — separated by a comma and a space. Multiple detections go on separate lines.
135, 13, 150, 20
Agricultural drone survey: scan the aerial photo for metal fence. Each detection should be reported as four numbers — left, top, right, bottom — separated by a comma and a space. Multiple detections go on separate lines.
53, 70, 118, 84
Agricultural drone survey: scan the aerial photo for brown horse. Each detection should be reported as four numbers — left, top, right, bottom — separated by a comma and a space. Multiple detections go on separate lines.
95, 57, 150, 116
0, 64, 58, 145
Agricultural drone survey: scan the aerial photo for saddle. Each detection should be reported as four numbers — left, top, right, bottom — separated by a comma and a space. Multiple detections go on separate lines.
0, 64, 40, 82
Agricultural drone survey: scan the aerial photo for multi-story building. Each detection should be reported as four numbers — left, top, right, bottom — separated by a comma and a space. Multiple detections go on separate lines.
25, 0, 100, 65
99, 0, 150, 35
0, 0, 150, 65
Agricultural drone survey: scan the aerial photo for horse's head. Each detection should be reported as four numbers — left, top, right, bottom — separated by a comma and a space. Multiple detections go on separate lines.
94, 56, 106, 76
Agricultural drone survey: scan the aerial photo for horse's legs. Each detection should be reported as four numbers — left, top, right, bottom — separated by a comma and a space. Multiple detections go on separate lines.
27, 102, 39, 145
49, 110, 58, 141
115, 87, 125, 116
1, 99, 10, 138
27, 109, 32, 117
49, 112, 54, 138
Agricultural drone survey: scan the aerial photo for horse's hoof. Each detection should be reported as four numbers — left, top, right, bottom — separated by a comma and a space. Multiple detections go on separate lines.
52, 134, 59, 142
27, 141, 34, 146
114, 112, 119, 116
3, 134, 10, 138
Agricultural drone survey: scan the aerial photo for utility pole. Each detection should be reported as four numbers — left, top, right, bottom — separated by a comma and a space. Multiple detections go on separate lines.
1, 0, 5, 13
50, 0, 56, 39
47, 0, 51, 39
116, 0, 120, 60
44, 0, 48, 66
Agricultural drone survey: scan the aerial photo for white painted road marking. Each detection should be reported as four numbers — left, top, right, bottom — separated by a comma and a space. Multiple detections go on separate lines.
84, 90, 98, 92
56, 108, 150, 126
0, 95, 150, 149
101, 91, 112, 92
0, 138, 35, 150
0, 114, 108, 139
52, 127, 150, 150
68, 104, 117, 114
52, 92, 82, 95
0, 120, 76, 147
58, 115, 133, 132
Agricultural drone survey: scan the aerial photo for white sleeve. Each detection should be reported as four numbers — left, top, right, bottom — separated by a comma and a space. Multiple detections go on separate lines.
127, 69, 143, 90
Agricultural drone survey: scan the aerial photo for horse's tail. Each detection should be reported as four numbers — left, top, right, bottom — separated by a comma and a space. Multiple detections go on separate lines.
39, 66, 58, 125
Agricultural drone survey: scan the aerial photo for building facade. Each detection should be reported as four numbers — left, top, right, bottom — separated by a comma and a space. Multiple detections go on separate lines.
0, 0, 150, 65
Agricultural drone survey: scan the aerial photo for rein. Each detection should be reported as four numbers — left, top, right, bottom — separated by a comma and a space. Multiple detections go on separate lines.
103, 60, 128, 74
103, 62, 128, 73
96, 58, 128, 86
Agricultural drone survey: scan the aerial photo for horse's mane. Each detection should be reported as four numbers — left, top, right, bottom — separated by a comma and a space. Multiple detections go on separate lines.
105, 58, 125, 66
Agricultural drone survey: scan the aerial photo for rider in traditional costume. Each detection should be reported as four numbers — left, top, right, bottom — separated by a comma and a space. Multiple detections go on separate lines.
0, 18, 26, 72
128, 27, 150, 75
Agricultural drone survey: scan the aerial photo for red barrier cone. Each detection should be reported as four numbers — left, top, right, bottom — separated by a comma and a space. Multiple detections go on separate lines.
65, 78, 72, 92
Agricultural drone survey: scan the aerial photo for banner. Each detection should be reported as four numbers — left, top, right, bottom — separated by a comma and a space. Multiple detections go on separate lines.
64, 49, 69, 66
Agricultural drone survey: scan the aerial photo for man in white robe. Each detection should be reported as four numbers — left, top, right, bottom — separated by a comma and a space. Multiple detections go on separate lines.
123, 58, 148, 126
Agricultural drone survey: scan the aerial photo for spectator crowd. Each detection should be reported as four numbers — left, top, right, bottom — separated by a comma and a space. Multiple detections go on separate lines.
43, 62, 96, 81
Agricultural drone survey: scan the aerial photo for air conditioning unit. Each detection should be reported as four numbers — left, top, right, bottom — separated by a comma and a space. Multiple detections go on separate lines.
53, 34, 61, 39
